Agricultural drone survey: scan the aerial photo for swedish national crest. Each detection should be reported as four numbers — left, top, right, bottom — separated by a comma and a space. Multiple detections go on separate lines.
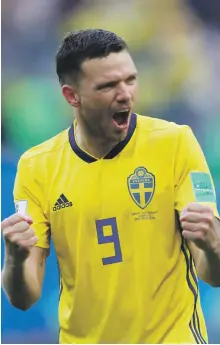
128, 167, 155, 209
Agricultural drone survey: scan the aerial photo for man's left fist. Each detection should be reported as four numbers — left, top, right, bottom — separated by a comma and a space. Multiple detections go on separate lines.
180, 202, 219, 252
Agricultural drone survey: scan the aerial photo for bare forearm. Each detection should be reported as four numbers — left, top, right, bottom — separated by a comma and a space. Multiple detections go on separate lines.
197, 247, 220, 287
1, 215, 46, 310
183, 209, 220, 287
2, 256, 40, 310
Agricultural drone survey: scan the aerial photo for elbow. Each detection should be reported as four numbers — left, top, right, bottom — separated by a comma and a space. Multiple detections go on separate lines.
12, 302, 33, 311
9, 294, 40, 311
198, 274, 220, 288
4, 288, 41, 311
206, 280, 220, 288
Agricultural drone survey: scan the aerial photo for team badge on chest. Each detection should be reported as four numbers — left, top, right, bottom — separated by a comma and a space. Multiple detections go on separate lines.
127, 167, 155, 209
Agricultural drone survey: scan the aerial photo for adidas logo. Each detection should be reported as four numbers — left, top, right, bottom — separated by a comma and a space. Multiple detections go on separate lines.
53, 194, 73, 212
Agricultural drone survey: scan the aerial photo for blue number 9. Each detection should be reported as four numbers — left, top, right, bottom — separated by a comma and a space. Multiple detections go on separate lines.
95, 217, 123, 265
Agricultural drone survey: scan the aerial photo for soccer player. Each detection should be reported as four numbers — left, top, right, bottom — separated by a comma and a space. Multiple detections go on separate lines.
2, 29, 220, 344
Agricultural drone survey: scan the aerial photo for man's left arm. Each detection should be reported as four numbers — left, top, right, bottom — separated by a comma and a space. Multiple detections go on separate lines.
180, 203, 220, 287
174, 125, 220, 287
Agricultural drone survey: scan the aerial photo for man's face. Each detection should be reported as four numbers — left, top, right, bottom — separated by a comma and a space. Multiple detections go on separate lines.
77, 50, 138, 141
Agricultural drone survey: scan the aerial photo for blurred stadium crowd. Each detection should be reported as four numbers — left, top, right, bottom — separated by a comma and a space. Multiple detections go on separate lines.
1, 0, 220, 343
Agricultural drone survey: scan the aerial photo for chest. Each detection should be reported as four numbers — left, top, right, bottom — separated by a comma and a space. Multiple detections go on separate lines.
48, 150, 175, 231
47, 147, 181, 277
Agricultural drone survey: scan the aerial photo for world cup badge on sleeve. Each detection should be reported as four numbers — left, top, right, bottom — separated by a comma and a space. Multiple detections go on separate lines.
15, 200, 28, 215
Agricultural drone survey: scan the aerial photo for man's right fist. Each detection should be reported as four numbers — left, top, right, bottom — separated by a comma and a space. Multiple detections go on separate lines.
1, 213, 38, 254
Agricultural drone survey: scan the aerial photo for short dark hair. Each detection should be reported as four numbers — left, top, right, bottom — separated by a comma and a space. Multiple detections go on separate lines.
56, 29, 128, 85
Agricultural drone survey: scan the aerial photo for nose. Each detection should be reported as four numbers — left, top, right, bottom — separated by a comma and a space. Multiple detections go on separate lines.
116, 84, 131, 104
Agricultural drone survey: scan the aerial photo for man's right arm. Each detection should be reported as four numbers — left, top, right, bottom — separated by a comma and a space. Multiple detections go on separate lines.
1, 214, 48, 311
2, 155, 50, 310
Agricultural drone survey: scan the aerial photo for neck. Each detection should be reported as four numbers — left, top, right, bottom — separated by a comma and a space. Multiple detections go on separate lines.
75, 122, 121, 159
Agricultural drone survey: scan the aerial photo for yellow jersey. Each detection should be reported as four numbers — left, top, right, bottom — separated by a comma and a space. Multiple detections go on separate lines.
14, 113, 219, 344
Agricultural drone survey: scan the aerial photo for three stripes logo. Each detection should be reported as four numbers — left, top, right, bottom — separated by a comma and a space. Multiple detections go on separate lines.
53, 194, 72, 212
181, 238, 207, 344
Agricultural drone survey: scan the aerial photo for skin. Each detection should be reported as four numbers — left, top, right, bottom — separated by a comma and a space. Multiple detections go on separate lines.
180, 203, 220, 286
62, 50, 138, 158
1, 214, 48, 310
1, 51, 220, 312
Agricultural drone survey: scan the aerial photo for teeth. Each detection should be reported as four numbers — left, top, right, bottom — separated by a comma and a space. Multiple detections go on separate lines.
116, 109, 129, 113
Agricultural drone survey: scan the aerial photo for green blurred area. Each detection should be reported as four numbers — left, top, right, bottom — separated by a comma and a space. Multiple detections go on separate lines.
2, 0, 220, 181
2, 77, 70, 151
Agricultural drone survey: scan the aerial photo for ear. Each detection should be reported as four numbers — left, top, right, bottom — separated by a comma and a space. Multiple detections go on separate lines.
62, 85, 80, 108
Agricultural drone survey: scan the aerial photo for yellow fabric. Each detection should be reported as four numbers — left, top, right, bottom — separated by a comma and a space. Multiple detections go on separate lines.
14, 114, 219, 344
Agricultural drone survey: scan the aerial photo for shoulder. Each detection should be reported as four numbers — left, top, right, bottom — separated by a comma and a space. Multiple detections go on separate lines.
19, 128, 70, 165
136, 113, 191, 136
17, 128, 70, 178
135, 114, 195, 144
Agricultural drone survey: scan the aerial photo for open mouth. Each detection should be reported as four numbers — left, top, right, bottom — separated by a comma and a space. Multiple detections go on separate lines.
112, 109, 130, 129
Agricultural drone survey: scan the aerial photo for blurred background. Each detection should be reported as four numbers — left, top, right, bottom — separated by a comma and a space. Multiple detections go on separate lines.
1, 0, 220, 343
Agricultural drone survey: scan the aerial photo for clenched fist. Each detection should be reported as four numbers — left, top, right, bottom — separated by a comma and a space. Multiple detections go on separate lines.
1, 213, 38, 260
180, 202, 219, 252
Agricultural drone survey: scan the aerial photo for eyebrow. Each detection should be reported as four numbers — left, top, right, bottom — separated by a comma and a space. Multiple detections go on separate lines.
94, 72, 138, 90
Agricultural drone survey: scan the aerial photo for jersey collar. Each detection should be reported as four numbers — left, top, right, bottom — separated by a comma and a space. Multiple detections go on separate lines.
68, 113, 137, 163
